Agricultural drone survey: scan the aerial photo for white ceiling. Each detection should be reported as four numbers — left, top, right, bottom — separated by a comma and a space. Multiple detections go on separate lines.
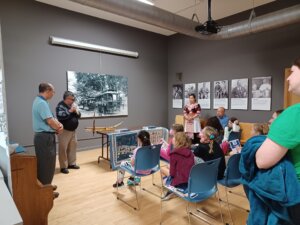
36, 0, 275, 36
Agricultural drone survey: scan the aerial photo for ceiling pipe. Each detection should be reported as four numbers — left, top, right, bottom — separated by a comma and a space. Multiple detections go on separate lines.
69, 0, 300, 40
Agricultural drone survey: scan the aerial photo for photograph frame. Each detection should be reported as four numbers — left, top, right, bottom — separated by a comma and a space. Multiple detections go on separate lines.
67, 71, 128, 118
172, 84, 183, 108
230, 78, 248, 110
197, 81, 211, 109
251, 76, 272, 111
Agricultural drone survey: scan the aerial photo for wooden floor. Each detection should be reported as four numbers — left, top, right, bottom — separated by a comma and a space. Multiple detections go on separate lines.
49, 149, 249, 225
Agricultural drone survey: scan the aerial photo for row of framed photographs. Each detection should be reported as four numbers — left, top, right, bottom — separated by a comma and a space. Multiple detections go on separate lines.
172, 77, 271, 111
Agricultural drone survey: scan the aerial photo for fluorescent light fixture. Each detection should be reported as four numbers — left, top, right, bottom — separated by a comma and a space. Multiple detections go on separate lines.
49, 36, 139, 58
137, 0, 154, 6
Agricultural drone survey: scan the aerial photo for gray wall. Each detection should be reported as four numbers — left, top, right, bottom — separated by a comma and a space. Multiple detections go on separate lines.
168, 23, 300, 126
0, 0, 168, 150
1, 0, 300, 149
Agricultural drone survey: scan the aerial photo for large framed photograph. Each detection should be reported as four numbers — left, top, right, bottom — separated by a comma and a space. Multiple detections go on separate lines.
172, 84, 183, 108
184, 83, 196, 105
198, 82, 210, 109
251, 76, 272, 110
213, 80, 228, 109
67, 71, 128, 118
231, 78, 248, 110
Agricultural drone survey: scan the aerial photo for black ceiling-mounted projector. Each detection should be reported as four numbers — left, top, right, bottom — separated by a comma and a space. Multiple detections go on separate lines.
195, 0, 221, 34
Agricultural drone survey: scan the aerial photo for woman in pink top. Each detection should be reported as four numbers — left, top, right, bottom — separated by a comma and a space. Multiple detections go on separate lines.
113, 130, 151, 188
184, 93, 201, 144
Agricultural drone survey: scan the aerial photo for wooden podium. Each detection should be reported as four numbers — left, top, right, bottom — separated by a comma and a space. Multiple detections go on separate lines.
10, 154, 54, 225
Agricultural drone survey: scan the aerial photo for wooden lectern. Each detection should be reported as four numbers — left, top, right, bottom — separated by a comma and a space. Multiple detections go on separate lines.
10, 154, 54, 225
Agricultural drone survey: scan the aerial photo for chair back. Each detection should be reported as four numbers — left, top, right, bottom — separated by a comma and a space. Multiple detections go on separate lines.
134, 144, 162, 172
188, 158, 221, 194
224, 154, 241, 185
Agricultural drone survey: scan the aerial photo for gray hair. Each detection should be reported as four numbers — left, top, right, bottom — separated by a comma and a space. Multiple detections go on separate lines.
63, 91, 75, 100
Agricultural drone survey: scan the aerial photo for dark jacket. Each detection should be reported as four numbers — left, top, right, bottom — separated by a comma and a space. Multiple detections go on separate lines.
169, 147, 194, 187
56, 101, 81, 131
239, 135, 300, 225
193, 141, 226, 180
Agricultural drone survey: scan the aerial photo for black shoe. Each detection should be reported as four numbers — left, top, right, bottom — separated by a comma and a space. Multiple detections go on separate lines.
53, 192, 59, 199
112, 181, 124, 188
60, 168, 69, 174
52, 184, 57, 191
68, 164, 80, 169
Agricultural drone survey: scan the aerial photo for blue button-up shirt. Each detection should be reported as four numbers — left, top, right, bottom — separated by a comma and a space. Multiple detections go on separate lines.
32, 96, 55, 132
218, 114, 229, 129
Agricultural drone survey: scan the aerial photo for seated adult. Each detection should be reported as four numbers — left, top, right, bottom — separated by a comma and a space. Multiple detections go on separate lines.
193, 126, 226, 180
216, 107, 229, 129
229, 123, 269, 156
206, 116, 224, 144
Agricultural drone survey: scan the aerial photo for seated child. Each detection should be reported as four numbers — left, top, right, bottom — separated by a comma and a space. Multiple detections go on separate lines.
112, 130, 152, 188
221, 117, 241, 154
160, 124, 184, 162
229, 123, 269, 156
193, 126, 226, 180
161, 132, 195, 199
251, 123, 269, 136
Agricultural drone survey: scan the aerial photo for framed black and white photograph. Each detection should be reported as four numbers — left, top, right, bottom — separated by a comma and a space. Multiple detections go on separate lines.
172, 84, 183, 108
251, 76, 272, 110
67, 71, 128, 118
213, 80, 228, 109
231, 78, 248, 110
198, 82, 210, 109
184, 83, 196, 105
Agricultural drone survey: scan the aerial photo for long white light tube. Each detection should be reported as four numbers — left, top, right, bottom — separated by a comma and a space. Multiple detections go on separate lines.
49, 36, 139, 58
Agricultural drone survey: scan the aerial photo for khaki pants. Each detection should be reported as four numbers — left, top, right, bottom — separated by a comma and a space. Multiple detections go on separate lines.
58, 130, 77, 169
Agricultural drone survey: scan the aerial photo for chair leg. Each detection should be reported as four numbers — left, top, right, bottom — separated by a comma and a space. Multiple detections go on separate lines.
187, 203, 191, 225
192, 204, 215, 225
134, 182, 140, 210
116, 169, 120, 199
219, 188, 250, 213
216, 189, 225, 225
116, 170, 140, 210
153, 172, 164, 188
142, 171, 163, 199
224, 187, 234, 225
160, 192, 163, 224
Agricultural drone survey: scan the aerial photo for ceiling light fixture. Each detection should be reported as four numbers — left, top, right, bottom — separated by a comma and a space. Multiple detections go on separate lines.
49, 36, 139, 58
137, 0, 154, 6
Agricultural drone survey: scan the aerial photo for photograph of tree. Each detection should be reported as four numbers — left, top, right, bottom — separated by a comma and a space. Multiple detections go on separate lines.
67, 71, 128, 118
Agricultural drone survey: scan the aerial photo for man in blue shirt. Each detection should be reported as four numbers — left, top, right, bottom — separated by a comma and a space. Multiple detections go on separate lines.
32, 83, 63, 195
216, 107, 229, 128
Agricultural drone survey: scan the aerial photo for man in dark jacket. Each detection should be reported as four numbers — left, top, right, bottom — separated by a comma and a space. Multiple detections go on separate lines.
56, 91, 81, 174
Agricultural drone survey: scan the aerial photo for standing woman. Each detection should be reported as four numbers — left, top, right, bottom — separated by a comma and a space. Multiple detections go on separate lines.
254, 58, 300, 224
183, 93, 201, 143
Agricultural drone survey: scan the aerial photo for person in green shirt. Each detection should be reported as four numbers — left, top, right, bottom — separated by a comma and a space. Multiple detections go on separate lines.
256, 58, 300, 224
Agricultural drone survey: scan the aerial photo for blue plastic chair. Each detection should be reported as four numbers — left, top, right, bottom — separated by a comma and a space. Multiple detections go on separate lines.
116, 144, 162, 210
161, 158, 224, 225
218, 153, 248, 225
